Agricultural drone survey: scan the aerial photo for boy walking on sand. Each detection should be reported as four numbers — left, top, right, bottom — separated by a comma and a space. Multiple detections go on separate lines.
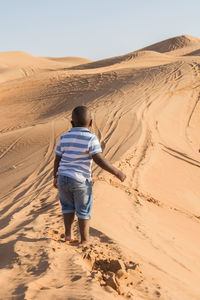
53, 106, 126, 244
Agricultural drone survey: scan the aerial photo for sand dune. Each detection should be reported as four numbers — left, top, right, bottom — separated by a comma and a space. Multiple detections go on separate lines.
43, 56, 92, 64
140, 34, 200, 55
68, 35, 200, 70
0, 35, 200, 300
186, 48, 200, 56
0, 51, 92, 83
68, 50, 177, 71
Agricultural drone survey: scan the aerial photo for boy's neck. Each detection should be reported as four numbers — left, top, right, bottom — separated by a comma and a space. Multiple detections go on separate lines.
72, 125, 90, 130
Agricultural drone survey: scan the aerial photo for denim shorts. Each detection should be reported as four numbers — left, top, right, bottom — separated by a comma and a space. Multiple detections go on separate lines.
57, 175, 93, 219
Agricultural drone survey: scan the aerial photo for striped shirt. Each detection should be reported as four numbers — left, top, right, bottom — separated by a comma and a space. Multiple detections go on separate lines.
55, 127, 102, 182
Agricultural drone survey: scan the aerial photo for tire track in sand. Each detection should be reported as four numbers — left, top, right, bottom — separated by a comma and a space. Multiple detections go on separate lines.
0, 120, 57, 238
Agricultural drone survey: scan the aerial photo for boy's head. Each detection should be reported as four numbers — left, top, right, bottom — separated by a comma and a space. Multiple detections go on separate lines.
71, 106, 92, 128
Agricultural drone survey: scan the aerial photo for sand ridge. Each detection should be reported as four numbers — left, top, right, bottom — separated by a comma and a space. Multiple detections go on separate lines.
0, 51, 92, 84
140, 34, 200, 55
1, 35, 200, 299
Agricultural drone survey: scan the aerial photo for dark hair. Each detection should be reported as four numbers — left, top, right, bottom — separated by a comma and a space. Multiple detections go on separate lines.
72, 106, 91, 126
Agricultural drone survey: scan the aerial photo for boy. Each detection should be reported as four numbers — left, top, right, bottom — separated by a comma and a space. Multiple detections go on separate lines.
53, 106, 126, 244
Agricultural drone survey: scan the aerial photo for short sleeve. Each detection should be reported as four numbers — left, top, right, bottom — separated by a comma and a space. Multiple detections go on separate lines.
88, 135, 102, 156
55, 138, 62, 157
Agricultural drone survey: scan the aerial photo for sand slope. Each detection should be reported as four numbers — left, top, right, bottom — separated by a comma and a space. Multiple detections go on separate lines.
0, 35, 200, 300
140, 34, 200, 55
0, 51, 92, 83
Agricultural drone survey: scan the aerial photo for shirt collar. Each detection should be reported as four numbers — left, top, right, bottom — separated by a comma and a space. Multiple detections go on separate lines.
70, 127, 90, 132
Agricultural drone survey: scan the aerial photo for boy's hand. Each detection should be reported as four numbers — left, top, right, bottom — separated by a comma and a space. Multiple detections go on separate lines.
53, 177, 58, 188
116, 170, 126, 182
93, 153, 126, 182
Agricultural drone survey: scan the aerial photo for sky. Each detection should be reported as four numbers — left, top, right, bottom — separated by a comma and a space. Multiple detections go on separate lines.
0, 0, 200, 60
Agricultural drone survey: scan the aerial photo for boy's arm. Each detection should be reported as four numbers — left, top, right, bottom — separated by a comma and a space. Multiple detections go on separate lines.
53, 155, 62, 188
92, 153, 126, 182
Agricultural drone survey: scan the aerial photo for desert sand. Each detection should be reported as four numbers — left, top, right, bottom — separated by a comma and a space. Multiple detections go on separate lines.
0, 34, 200, 300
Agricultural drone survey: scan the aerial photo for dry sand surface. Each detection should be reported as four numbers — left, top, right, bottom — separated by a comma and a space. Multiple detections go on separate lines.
0, 34, 200, 300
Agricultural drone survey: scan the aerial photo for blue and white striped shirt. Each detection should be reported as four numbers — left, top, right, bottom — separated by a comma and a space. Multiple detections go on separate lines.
55, 127, 102, 182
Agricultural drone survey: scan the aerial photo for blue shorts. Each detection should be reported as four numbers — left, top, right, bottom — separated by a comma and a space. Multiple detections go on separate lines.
57, 175, 93, 219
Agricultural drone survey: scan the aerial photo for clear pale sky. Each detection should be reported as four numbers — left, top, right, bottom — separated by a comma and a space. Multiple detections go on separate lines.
0, 0, 200, 60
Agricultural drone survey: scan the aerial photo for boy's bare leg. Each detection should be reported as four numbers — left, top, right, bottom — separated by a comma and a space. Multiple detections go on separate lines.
78, 218, 89, 244
63, 212, 75, 241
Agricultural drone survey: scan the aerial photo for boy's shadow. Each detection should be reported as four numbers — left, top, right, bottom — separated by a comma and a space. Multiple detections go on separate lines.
89, 227, 114, 244
72, 220, 114, 244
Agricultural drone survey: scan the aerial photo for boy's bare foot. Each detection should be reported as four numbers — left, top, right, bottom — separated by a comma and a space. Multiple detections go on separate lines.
80, 240, 89, 246
65, 235, 79, 244
65, 235, 71, 242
